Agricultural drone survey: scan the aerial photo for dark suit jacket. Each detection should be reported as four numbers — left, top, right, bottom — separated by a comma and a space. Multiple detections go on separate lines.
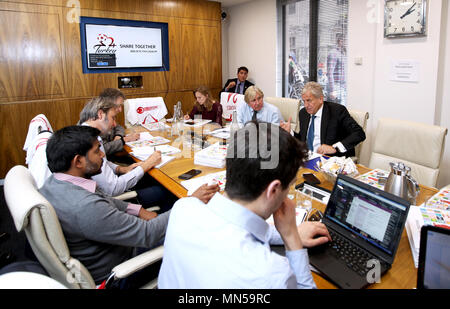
221, 79, 254, 95
294, 101, 366, 157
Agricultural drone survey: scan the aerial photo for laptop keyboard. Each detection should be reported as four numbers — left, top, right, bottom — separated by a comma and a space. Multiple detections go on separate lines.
327, 231, 383, 277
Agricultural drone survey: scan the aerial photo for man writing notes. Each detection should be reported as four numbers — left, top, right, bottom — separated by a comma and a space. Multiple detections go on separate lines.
78, 96, 176, 213
39, 126, 169, 287
282, 81, 365, 157
222, 66, 254, 94
158, 121, 331, 288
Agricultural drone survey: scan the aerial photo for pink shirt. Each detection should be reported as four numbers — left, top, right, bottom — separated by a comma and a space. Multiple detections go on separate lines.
53, 173, 142, 217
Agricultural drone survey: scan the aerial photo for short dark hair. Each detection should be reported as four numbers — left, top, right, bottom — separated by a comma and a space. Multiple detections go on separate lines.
46, 125, 101, 173
225, 121, 308, 201
237, 66, 249, 74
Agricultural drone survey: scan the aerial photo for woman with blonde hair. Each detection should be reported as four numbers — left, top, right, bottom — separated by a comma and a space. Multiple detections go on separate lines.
184, 85, 223, 126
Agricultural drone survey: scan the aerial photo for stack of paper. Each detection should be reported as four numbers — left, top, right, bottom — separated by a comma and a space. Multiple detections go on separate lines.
405, 188, 450, 268
208, 127, 231, 139
405, 206, 424, 268
181, 170, 227, 196
425, 187, 450, 211
126, 136, 170, 148
129, 144, 181, 169
141, 122, 170, 132
194, 142, 227, 168
356, 168, 390, 190
183, 119, 212, 127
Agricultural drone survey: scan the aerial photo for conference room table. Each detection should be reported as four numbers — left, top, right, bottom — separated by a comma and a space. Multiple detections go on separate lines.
124, 123, 438, 289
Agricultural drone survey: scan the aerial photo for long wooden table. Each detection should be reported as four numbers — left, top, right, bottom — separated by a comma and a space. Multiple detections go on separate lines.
124, 125, 438, 289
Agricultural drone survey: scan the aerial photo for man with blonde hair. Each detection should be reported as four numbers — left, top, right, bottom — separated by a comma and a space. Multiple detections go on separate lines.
236, 85, 283, 126
282, 81, 365, 157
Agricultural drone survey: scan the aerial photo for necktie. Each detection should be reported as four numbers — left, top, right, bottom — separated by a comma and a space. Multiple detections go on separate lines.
252, 110, 258, 121
307, 115, 316, 151
235, 82, 240, 93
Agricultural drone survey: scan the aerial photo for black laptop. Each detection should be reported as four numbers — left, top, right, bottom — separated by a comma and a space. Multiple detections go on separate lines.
417, 225, 450, 289
308, 174, 410, 289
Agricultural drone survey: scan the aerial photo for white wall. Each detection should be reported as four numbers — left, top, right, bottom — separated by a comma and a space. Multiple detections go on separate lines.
438, 0, 450, 188
222, 0, 278, 96
222, 0, 449, 188
347, 0, 449, 188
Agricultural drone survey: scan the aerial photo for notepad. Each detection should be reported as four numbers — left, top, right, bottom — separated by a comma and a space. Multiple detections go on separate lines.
181, 170, 226, 195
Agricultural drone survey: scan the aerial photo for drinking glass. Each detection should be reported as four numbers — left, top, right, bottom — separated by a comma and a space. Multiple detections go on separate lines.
296, 189, 313, 213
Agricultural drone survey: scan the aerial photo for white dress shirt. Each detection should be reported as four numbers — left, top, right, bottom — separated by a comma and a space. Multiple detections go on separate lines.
158, 193, 316, 289
308, 106, 323, 153
307, 106, 347, 153
91, 135, 144, 196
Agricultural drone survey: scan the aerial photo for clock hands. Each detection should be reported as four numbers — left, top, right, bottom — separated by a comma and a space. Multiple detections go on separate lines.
400, 2, 417, 19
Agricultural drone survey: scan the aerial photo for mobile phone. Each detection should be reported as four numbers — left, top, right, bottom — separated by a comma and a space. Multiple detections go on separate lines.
185, 121, 195, 125
303, 173, 320, 185
178, 169, 202, 180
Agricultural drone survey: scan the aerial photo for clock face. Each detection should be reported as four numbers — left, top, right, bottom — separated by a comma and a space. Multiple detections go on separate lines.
384, 0, 427, 37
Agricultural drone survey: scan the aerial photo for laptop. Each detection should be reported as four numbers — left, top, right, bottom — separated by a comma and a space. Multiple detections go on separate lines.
308, 174, 410, 289
417, 225, 450, 289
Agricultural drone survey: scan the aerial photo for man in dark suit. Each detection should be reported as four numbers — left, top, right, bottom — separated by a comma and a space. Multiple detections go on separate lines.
282, 81, 365, 157
222, 66, 254, 94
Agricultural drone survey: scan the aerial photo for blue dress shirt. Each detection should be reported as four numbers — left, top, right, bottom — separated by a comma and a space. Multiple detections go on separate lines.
236, 100, 283, 126
158, 193, 316, 289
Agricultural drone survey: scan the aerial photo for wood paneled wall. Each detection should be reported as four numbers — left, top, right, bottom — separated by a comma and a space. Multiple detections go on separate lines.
0, 0, 222, 178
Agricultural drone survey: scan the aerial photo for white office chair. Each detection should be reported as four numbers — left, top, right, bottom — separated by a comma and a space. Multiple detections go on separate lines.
348, 109, 369, 164
3, 165, 163, 289
368, 118, 448, 188
265, 97, 301, 134
23, 115, 54, 189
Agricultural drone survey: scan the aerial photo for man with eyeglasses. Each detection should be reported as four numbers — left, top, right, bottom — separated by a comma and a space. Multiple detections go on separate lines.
236, 85, 283, 126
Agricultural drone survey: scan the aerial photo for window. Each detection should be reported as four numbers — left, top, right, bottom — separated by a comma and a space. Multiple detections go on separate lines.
288, 3, 296, 15
280, 0, 348, 106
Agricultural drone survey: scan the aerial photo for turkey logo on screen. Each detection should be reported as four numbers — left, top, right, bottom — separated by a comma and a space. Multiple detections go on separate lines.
94, 33, 116, 48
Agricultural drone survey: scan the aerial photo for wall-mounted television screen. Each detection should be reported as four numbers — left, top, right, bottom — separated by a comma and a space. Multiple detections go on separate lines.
80, 17, 169, 73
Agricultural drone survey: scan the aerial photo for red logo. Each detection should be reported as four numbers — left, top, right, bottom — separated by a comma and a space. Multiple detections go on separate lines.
227, 93, 239, 104
95, 33, 116, 48
136, 106, 158, 114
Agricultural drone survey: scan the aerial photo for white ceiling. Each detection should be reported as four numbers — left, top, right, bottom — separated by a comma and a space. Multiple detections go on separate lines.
210, 0, 253, 8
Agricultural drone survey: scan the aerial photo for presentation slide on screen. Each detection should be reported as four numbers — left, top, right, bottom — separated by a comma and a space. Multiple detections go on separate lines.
85, 24, 163, 69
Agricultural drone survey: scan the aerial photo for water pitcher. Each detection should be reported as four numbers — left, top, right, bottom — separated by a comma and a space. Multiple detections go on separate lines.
384, 162, 420, 204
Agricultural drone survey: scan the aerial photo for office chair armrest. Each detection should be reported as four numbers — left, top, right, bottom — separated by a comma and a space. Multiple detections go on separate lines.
114, 191, 138, 200
114, 191, 161, 212
112, 246, 164, 280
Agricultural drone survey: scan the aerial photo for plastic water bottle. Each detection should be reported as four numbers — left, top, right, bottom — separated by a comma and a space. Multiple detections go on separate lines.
230, 111, 239, 134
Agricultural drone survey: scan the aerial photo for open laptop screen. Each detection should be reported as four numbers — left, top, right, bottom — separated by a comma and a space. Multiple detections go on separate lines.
417, 225, 450, 289
325, 176, 409, 256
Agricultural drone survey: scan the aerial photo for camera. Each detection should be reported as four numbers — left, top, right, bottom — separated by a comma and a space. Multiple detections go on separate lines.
221, 11, 227, 21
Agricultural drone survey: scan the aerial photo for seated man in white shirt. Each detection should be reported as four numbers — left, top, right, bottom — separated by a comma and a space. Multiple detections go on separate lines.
237, 85, 283, 126
78, 96, 178, 212
158, 121, 331, 289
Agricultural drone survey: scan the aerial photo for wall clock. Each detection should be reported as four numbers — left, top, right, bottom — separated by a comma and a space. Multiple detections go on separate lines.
384, 0, 427, 38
